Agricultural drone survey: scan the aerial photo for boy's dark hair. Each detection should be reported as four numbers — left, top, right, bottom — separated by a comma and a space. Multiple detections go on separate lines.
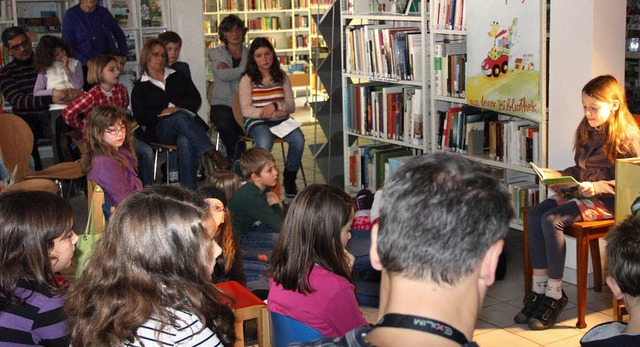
239, 147, 275, 181
1, 26, 26, 47
34, 35, 73, 73
218, 14, 248, 44
158, 31, 182, 46
379, 153, 513, 285
606, 215, 640, 297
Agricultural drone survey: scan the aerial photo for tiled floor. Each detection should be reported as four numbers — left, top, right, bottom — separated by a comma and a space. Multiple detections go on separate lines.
355, 228, 619, 347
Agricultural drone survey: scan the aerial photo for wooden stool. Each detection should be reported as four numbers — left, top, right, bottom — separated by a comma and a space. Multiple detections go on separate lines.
149, 143, 178, 184
523, 208, 614, 328
216, 280, 270, 347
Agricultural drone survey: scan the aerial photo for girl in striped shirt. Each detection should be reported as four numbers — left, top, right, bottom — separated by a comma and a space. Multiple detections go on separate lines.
238, 37, 305, 198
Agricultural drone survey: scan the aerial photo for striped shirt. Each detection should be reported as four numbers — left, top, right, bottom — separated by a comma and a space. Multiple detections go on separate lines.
0, 57, 53, 118
238, 74, 295, 135
0, 281, 69, 346
125, 309, 223, 347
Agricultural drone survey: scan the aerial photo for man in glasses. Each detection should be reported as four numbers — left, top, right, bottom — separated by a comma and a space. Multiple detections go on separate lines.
0, 27, 80, 169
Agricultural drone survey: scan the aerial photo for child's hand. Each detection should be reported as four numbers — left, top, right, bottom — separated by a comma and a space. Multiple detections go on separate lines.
265, 191, 281, 207
216, 62, 229, 70
159, 107, 179, 117
63, 88, 82, 102
578, 182, 596, 198
344, 249, 355, 270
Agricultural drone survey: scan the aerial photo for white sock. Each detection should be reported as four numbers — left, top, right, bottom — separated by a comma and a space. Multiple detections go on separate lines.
532, 275, 548, 295
546, 279, 563, 300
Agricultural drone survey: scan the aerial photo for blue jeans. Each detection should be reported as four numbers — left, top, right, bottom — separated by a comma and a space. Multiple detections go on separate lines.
156, 110, 214, 190
134, 139, 153, 186
249, 124, 304, 172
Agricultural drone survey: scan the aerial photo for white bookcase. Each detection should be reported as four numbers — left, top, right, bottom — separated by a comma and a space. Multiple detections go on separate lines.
340, 0, 429, 195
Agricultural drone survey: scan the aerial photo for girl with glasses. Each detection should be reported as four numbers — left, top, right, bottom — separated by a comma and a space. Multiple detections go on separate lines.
81, 104, 142, 208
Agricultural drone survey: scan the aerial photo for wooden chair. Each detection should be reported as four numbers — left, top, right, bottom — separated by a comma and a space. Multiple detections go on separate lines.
232, 93, 307, 188
87, 180, 107, 234
216, 280, 270, 347
523, 207, 614, 328
0, 113, 83, 197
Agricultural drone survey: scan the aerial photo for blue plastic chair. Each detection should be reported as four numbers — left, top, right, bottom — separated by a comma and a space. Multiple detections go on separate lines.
270, 311, 323, 347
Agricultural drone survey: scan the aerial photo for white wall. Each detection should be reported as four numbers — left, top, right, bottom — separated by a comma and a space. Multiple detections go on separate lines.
170, 0, 208, 120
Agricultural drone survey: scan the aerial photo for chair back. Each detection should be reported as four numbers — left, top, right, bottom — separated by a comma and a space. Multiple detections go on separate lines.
232, 93, 244, 128
0, 113, 34, 181
270, 311, 323, 347
87, 180, 106, 234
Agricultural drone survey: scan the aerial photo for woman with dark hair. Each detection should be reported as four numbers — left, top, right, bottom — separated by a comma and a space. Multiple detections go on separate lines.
267, 184, 366, 337
64, 185, 236, 346
0, 190, 78, 345
516, 75, 640, 330
132, 39, 229, 190
239, 37, 305, 198
208, 14, 250, 162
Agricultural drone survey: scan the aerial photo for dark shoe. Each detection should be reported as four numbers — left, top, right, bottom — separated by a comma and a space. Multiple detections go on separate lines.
514, 292, 542, 324
527, 291, 568, 330
206, 148, 230, 170
283, 169, 298, 198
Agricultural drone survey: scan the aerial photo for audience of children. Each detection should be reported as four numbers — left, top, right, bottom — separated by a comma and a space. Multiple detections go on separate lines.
239, 37, 304, 198
32, 35, 83, 110
580, 215, 640, 346
158, 31, 191, 79
64, 185, 236, 346
81, 105, 142, 208
198, 185, 246, 285
0, 190, 78, 346
268, 184, 367, 337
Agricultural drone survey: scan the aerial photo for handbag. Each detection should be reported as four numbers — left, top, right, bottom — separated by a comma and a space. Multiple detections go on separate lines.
75, 185, 105, 279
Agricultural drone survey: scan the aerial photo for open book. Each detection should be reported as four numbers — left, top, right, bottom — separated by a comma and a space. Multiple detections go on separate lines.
530, 162, 583, 199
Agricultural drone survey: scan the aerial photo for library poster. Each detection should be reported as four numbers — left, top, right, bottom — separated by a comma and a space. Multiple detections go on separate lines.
466, 0, 542, 121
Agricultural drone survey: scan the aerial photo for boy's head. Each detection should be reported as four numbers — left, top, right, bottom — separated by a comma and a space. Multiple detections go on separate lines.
158, 31, 182, 65
606, 215, 640, 298
240, 147, 276, 182
374, 153, 512, 288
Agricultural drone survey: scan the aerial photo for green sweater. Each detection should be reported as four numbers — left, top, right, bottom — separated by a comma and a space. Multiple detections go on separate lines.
229, 182, 283, 237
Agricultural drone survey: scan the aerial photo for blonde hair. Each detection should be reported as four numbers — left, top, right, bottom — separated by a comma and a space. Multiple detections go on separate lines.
239, 147, 275, 181
206, 170, 241, 200
87, 54, 118, 85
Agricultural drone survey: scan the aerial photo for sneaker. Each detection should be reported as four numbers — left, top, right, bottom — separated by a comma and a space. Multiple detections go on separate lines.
168, 171, 179, 184
527, 290, 568, 330
514, 292, 542, 324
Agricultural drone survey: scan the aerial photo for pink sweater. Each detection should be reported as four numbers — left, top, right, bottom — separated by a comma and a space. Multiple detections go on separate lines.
267, 265, 368, 337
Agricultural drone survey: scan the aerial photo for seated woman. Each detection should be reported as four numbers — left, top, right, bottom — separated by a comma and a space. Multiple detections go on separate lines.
64, 185, 236, 346
239, 37, 305, 198
81, 104, 142, 208
132, 39, 228, 190
267, 184, 367, 337
0, 190, 78, 345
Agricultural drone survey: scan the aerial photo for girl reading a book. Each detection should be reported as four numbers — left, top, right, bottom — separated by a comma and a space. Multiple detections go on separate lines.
267, 184, 367, 337
516, 75, 640, 331
239, 37, 304, 198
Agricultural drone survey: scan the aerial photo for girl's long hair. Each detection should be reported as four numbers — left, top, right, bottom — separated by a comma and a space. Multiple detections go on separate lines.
33, 35, 73, 73
242, 37, 284, 86
269, 184, 355, 294
64, 185, 236, 346
197, 186, 237, 274
577, 75, 640, 162
0, 191, 73, 302
80, 105, 136, 174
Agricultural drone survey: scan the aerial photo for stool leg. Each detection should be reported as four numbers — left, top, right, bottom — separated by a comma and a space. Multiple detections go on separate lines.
589, 239, 602, 292
279, 141, 286, 164
233, 320, 244, 347
576, 234, 588, 329
166, 150, 171, 184
300, 165, 307, 187
153, 149, 159, 181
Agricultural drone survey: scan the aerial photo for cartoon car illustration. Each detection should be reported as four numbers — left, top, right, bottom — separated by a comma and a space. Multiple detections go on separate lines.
482, 54, 509, 77
482, 18, 517, 78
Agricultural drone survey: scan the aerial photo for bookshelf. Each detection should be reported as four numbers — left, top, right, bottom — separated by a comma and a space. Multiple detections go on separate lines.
103, 0, 172, 81
340, 0, 429, 195
15, 0, 71, 46
202, 0, 331, 86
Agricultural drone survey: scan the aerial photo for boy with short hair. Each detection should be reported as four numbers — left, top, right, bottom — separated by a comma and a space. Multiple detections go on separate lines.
158, 31, 191, 78
229, 147, 283, 241
580, 215, 640, 346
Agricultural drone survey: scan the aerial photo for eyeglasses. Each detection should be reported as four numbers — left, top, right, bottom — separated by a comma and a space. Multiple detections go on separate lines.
151, 52, 167, 58
104, 124, 126, 135
8, 39, 30, 51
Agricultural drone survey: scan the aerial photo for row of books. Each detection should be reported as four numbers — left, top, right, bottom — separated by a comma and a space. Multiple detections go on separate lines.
432, 0, 466, 31
433, 41, 466, 97
18, 16, 61, 34
507, 177, 539, 225
347, 144, 414, 191
344, 84, 424, 145
436, 106, 539, 166
248, 0, 282, 10
294, 15, 309, 28
344, 24, 423, 81
247, 17, 282, 30
342, 0, 420, 15
291, 34, 309, 48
